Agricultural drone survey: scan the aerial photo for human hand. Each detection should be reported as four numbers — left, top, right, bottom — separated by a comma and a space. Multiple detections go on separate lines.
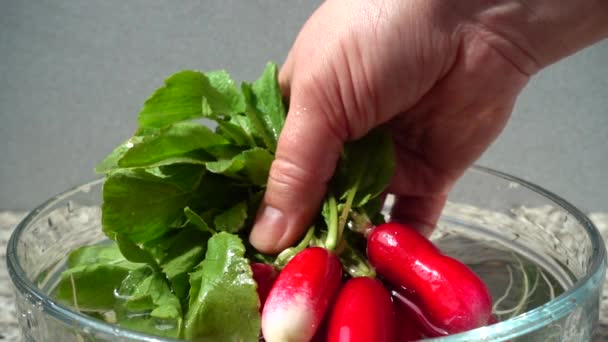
250, 0, 608, 253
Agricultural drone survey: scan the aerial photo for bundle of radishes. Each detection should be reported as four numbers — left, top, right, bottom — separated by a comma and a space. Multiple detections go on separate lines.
62, 62, 495, 341
257, 220, 493, 342
252, 96, 494, 341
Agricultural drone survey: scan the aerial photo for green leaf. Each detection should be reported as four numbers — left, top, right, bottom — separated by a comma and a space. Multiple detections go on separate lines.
206, 70, 246, 114
242, 83, 276, 151
184, 207, 215, 234
216, 119, 256, 147
116, 234, 161, 270
213, 201, 248, 233
204, 157, 245, 178
66, 242, 130, 268
184, 233, 260, 341
230, 114, 258, 141
138, 71, 210, 128
240, 148, 274, 185
334, 128, 395, 207
95, 136, 144, 173
55, 263, 139, 311
251, 62, 286, 141
140, 228, 210, 301
147, 164, 206, 191
102, 166, 203, 243
118, 122, 228, 168
160, 233, 208, 300
192, 173, 249, 211
114, 268, 183, 338
138, 70, 245, 128
205, 147, 273, 185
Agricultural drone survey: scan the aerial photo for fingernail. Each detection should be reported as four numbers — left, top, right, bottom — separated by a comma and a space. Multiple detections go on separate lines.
250, 205, 287, 253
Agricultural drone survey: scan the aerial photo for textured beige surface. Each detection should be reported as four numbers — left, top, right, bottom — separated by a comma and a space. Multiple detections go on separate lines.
0, 212, 24, 342
1, 210, 607, 341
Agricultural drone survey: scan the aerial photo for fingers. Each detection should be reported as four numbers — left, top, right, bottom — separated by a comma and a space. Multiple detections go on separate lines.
389, 194, 447, 238
278, 50, 294, 100
249, 86, 346, 253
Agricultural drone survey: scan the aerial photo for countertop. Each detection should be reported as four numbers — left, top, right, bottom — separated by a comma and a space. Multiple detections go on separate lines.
2, 210, 608, 341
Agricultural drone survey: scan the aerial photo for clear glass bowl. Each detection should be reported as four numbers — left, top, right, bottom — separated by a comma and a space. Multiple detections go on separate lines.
6, 166, 607, 341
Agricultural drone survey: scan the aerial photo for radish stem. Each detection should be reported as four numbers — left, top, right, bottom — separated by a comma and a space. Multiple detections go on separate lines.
337, 181, 359, 244
325, 195, 340, 251
275, 226, 316, 268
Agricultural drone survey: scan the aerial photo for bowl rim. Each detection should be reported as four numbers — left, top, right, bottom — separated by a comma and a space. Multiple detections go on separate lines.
6, 165, 607, 341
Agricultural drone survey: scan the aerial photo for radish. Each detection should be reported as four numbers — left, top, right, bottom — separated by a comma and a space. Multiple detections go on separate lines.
393, 294, 428, 341
262, 247, 342, 342
326, 277, 395, 342
392, 288, 447, 339
367, 222, 493, 334
251, 262, 277, 312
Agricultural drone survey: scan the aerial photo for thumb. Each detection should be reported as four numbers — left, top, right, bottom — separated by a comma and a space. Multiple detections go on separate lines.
249, 85, 346, 254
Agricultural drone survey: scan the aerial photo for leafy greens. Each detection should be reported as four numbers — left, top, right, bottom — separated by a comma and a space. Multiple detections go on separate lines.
56, 61, 395, 341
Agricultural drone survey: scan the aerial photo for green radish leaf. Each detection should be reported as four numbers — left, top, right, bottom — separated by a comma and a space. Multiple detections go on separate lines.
230, 114, 259, 141
213, 201, 248, 233
184, 233, 260, 341
251, 62, 286, 141
102, 165, 204, 243
192, 173, 250, 211
57, 243, 141, 312
66, 243, 130, 268
121, 151, 214, 169
206, 70, 247, 115
205, 147, 273, 185
242, 83, 277, 151
138, 71, 211, 128
114, 268, 183, 338
116, 234, 160, 270
216, 119, 256, 147
334, 128, 395, 207
240, 148, 274, 186
55, 263, 140, 311
156, 228, 210, 301
184, 207, 216, 234
95, 136, 144, 173
134, 126, 161, 136
138, 70, 244, 128
118, 122, 228, 168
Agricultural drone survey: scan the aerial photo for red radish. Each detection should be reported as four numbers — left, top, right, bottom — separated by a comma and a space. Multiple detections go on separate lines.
393, 295, 428, 341
367, 222, 492, 334
262, 247, 342, 342
392, 289, 446, 339
327, 277, 395, 342
251, 262, 277, 312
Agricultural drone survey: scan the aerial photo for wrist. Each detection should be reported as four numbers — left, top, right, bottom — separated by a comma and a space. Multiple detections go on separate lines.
450, 0, 608, 74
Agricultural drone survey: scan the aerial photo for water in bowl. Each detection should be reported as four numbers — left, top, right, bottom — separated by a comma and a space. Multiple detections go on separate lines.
37, 232, 565, 341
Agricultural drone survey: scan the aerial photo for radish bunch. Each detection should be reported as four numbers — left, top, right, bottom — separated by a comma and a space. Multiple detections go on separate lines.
259, 222, 494, 341
256, 126, 492, 341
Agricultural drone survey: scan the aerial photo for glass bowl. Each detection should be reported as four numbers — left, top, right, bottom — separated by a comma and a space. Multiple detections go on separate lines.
6, 166, 607, 341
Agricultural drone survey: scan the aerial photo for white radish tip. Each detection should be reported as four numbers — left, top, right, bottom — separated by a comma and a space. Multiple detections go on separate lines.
262, 295, 316, 342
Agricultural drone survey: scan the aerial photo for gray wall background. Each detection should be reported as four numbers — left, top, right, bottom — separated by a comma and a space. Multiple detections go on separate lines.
0, 1, 606, 212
